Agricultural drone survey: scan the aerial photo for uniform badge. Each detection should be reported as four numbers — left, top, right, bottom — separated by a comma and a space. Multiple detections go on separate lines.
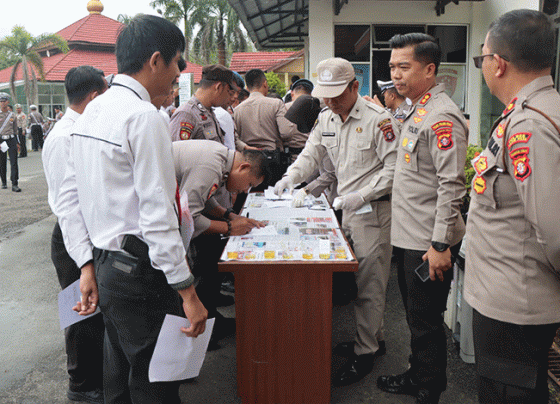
473, 155, 488, 174
356, 127, 363, 133
200, 114, 207, 121
473, 176, 487, 194
413, 116, 423, 123
419, 93, 431, 105
507, 132, 532, 150
502, 97, 517, 116
431, 121, 454, 150
496, 123, 505, 139
404, 153, 411, 163
208, 183, 219, 199
509, 147, 531, 182
378, 118, 395, 142
402, 137, 408, 148
180, 122, 194, 140
417, 108, 427, 116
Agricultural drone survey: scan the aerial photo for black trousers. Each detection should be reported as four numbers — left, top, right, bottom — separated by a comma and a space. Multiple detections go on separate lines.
394, 245, 458, 391
51, 222, 104, 392
473, 309, 559, 404
17, 128, 27, 157
0, 136, 18, 186
31, 124, 43, 150
95, 248, 183, 404
190, 234, 227, 319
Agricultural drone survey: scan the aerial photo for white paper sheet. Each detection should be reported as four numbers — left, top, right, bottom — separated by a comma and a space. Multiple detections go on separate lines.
0, 141, 8, 153
58, 279, 101, 330
148, 315, 215, 382
264, 186, 293, 200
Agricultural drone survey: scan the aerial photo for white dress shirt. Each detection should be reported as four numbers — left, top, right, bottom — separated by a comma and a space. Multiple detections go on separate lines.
213, 106, 235, 150
43, 108, 80, 216
57, 74, 192, 289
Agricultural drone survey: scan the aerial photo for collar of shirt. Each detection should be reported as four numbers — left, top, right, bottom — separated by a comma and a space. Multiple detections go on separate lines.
222, 148, 236, 183
509, 75, 554, 110
112, 74, 151, 102
62, 107, 81, 125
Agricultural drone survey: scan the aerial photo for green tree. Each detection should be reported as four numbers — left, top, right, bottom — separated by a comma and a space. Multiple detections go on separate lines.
149, 0, 200, 61
0, 26, 68, 105
265, 72, 286, 98
117, 14, 135, 25
191, 0, 249, 66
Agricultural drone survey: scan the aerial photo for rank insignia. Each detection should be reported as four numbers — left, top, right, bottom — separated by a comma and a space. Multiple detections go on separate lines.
473, 155, 488, 174
509, 147, 531, 182
404, 153, 411, 163
419, 93, 431, 105
356, 127, 363, 133
208, 183, 219, 199
413, 116, 423, 123
432, 121, 454, 150
179, 122, 194, 140
417, 108, 427, 116
502, 97, 517, 116
473, 176, 487, 194
507, 132, 532, 150
496, 123, 505, 139
200, 114, 207, 121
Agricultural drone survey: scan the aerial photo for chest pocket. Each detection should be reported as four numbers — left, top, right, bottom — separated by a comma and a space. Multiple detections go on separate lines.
203, 122, 220, 141
350, 134, 375, 167
470, 151, 499, 209
321, 135, 339, 164
400, 132, 419, 172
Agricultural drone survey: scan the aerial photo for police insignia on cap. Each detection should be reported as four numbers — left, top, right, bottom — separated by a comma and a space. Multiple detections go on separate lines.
473, 176, 487, 194
320, 70, 333, 81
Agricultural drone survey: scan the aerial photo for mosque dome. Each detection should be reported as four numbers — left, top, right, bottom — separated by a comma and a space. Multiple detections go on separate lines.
87, 0, 104, 14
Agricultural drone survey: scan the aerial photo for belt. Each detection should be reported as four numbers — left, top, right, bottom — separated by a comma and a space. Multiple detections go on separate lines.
1, 135, 14, 140
373, 194, 391, 202
288, 147, 303, 154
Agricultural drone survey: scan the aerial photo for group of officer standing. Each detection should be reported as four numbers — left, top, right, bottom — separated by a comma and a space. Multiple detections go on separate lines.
40, 7, 560, 404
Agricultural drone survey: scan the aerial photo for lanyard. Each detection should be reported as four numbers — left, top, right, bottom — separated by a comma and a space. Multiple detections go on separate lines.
0, 112, 13, 134
111, 82, 142, 100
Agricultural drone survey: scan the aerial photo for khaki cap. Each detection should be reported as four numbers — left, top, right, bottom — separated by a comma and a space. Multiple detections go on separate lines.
312, 58, 355, 99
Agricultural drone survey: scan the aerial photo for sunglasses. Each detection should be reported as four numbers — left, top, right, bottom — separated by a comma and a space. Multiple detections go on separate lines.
472, 53, 509, 69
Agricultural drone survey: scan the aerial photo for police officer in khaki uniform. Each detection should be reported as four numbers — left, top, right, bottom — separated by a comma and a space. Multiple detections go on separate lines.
274, 58, 399, 386
234, 68, 299, 188
464, 10, 560, 403
0, 93, 21, 192
173, 140, 266, 349
15, 104, 27, 157
377, 80, 412, 123
376, 34, 467, 404
169, 64, 234, 143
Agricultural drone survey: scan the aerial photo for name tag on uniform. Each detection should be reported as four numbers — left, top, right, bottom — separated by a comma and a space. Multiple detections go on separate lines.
322, 132, 335, 137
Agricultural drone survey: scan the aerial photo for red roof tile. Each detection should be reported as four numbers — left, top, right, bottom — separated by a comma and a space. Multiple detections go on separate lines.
229, 51, 303, 73
57, 14, 123, 46
183, 61, 203, 84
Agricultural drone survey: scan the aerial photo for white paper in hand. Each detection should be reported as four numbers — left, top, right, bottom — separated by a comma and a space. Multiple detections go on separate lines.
58, 279, 101, 330
0, 142, 8, 153
148, 315, 215, 382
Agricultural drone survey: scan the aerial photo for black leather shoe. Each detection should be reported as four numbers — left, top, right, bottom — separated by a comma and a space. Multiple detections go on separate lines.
416, 388, 442, 404
1, 184, 6, 189
377, 371, 419, 395
67, 389, 104, 404
334, 340, 386, 358
12, 185, 21, 192
333, 353, 375, 386
221, 279, 235, 293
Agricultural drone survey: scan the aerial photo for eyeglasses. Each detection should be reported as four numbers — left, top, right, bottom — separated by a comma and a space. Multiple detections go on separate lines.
472, 53, 509, 69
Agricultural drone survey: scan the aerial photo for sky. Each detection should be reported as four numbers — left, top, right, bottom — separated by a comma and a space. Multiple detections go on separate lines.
0, 0, 159, 39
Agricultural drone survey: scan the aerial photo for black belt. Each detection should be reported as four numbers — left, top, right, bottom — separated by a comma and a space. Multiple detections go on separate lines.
288, 147, 303, 154
373, 194, 391, 202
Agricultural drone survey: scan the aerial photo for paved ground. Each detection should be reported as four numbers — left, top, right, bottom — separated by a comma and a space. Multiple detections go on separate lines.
0, 150, 553, 403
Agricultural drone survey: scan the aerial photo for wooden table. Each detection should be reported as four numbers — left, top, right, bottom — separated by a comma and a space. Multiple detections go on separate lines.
219, 195, 358, 403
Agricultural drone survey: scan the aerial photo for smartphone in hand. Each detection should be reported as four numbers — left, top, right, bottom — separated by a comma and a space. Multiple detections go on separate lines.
414, 260, 430, 282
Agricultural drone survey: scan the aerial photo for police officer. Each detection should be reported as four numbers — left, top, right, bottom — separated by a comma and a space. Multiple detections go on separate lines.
169, 64, 234, 143
376, 34, 467, 404
15, 104, 27, 157
28, 104, 44, 151
0, 93, 21, 192
464, 10, 560, 403
56, 15, 207, 404
274, 57, 398, 386
377, 80, 412, 122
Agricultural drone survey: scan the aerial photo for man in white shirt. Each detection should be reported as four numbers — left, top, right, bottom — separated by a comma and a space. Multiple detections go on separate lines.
56, 15, 207, 404
43, 65, 107, 404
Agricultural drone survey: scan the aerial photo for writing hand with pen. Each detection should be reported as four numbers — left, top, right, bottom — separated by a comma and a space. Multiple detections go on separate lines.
228, 213, 266, 236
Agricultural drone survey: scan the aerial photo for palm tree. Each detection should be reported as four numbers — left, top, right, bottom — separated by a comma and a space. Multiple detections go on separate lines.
0, 26, 68, 105
191, 0, 249, 66
149, 0, 199, 61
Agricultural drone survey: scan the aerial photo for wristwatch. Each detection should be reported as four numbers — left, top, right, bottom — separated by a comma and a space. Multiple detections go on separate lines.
431, 241, 449, 252
223, 207, 234, 220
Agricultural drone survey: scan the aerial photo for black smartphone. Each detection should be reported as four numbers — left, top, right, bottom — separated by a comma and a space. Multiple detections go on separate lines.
414, 260, 430, 282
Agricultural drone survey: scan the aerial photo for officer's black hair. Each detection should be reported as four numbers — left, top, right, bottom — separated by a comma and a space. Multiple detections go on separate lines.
237, 89, 250, 103
245, 69, 267, 90
65, 66, 106, 105
389, 33, 441, 74
116, 14, 185, 75
488, 9, 554, 73
242, 149, 268, 179
292, 83, 312, 95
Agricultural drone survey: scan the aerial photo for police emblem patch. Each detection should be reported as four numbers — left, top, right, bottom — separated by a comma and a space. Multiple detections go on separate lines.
180, 122, 194, 140
473, 155, 488, 174
507, 132, 532, 150
473, 176, 487, 194
431, 121, 454, 150
509, 147, 531, 182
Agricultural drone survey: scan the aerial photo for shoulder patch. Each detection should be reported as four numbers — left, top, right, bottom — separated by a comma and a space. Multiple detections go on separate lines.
378, 119, 395, 142
180, 122, 194, 140
507, 132, 531, 150
208, 183, 219, 200
509, 147, 531, 182
431, 120, 454, 150
419, 93, 431, 105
